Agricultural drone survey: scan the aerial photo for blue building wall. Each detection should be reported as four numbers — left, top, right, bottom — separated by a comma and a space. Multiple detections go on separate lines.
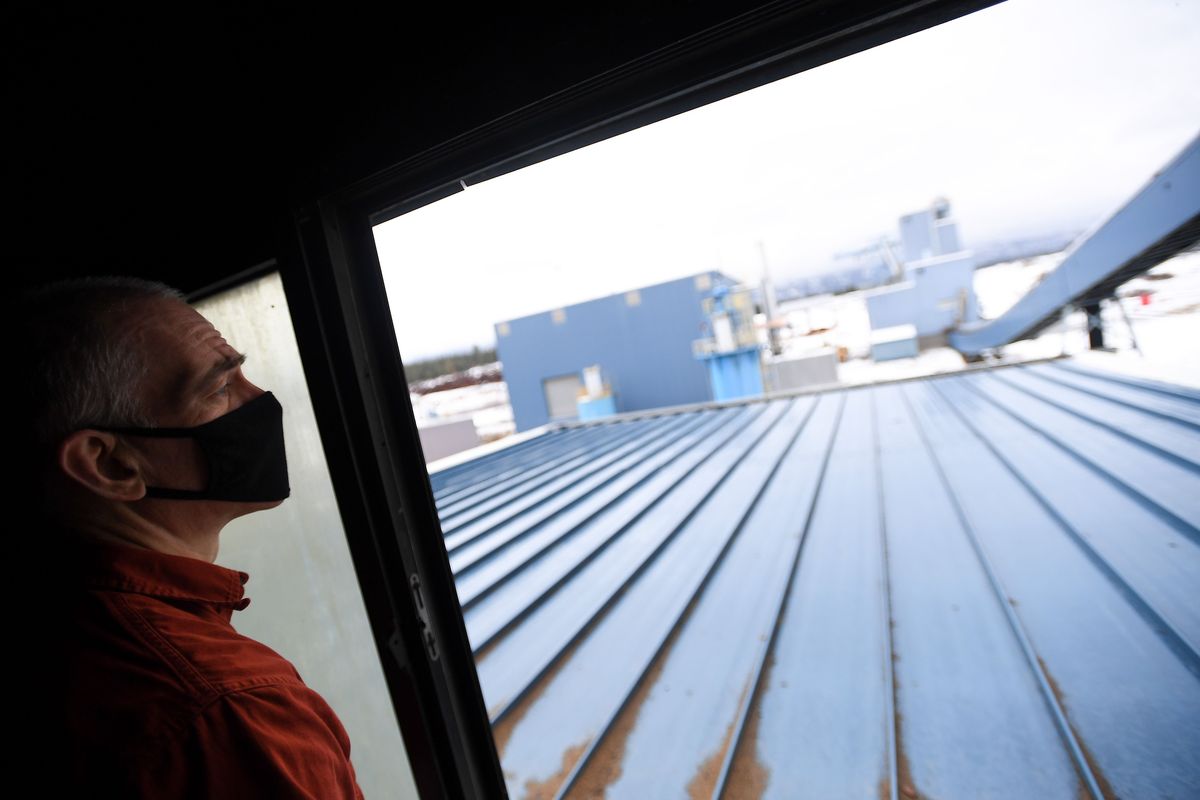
899, 210, 936, 262
865, 282, 918, 330
866, 252, 978, 338
496, 272, 738, 431
868, 200, 978, 340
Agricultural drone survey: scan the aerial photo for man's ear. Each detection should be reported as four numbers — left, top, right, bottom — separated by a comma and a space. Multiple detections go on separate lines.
57, 430, 147, 502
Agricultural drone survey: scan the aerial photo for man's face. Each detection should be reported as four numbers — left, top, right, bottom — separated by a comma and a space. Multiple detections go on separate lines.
128, 297, 264, 428
117, 297, 278, 508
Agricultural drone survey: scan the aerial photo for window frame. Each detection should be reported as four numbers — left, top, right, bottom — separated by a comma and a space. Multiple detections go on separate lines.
274, 2, 999, 797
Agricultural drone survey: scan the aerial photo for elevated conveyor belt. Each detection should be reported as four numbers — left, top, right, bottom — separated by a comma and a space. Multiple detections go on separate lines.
951, 133, 1200, 357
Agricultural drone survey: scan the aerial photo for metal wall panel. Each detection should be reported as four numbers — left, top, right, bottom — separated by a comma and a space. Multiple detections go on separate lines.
496, 272, 737, 430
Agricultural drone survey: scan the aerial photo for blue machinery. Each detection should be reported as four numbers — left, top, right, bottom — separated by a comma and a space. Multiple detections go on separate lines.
693, 284, 765, 401
951, 133, 1200, 357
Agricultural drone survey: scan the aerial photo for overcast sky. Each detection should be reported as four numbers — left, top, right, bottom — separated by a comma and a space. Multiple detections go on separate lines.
375, 0, 1200, 359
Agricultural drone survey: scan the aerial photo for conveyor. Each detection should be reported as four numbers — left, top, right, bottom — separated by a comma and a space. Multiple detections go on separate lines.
951, 133, 1200, 357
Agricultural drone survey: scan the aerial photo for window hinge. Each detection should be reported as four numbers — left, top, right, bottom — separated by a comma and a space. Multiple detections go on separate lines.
410, 573, 440, 662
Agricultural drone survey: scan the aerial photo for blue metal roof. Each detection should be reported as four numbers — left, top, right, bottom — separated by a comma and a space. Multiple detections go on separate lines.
429, 359, 1200, 799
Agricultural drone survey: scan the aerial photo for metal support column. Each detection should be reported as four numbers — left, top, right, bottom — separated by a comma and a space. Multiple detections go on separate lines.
1084, 301, 1106, 350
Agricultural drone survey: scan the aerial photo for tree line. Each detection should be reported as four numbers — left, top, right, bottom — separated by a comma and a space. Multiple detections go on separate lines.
405, 345, 498, 383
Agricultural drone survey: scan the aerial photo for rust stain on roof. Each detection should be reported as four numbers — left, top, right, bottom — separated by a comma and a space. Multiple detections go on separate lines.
1037, 657, 1117, 800
721, 654, 773, 800
687, 678, 751, 799
687, 716, 737, 800
566, 614, 697, 797
490, 626, 593, 758
521, 741, 589, 800
895, 707, 919, 800
1079, 740, 1118, 800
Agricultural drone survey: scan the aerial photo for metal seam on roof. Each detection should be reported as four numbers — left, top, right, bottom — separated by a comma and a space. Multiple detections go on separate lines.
435, 359, 1200, 799
494, 401, 785, 717
900, 385, 1105, 799
990, 370, 1200, 471
928, 379, 1200, 674
954, 374, 1200, 536
454, 412, 720, 612
553, 398, 821, 799
711, 394, 847, 800
871, 389, 902, 800
444, 416, 677, 556
468, 406, 760, 662
456, 410, 734, 618
1026, 363, 1200, 430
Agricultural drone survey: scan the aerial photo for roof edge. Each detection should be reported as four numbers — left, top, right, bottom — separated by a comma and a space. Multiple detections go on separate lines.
554, 353, 1071, 428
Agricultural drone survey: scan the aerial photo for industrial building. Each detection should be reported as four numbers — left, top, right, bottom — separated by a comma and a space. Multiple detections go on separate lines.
495, 272, 738, 431
866, 198, 979, 359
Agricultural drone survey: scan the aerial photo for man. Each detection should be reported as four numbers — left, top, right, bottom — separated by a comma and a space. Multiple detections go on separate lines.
24, 277, 365, 798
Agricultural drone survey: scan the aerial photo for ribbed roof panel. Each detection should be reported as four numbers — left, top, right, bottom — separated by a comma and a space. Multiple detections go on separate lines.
429, 359, 1200, 799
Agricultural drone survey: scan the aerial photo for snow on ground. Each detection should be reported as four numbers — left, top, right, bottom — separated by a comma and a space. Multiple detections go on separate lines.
972, 251, 1068, 319
1070, 248, 1200, 389
411, 380, 515, 442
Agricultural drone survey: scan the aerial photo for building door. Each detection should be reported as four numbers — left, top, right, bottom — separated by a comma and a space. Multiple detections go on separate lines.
543, 373, 583, 420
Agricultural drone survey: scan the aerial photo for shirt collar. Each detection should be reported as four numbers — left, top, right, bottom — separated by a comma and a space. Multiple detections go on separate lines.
67, 536, 252, 613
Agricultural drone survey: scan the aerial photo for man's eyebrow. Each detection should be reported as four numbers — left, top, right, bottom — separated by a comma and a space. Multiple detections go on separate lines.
195, 352, 248, 391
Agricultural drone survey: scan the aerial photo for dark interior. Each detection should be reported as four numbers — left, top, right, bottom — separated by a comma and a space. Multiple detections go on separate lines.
11, 2, 993, 291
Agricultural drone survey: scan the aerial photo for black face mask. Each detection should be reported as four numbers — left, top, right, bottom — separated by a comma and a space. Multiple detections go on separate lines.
96, 391, 291, 502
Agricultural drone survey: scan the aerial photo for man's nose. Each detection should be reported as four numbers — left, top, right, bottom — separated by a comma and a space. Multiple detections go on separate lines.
233, 375, 267, 410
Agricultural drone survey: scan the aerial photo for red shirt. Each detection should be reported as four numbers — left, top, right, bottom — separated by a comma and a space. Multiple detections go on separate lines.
54, 536, 366, 799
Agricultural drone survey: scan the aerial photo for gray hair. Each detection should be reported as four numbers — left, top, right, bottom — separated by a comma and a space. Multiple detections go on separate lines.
24, 276, 185, 448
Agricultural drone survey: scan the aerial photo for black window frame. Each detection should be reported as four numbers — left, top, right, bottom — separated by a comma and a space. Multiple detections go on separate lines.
275, 2, 998, 797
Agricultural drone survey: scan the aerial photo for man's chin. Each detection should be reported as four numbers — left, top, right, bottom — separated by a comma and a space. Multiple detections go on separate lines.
226, 497, 287, 517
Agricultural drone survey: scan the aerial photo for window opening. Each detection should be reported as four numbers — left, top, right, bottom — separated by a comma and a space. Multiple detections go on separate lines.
369, 1, 1200, 797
